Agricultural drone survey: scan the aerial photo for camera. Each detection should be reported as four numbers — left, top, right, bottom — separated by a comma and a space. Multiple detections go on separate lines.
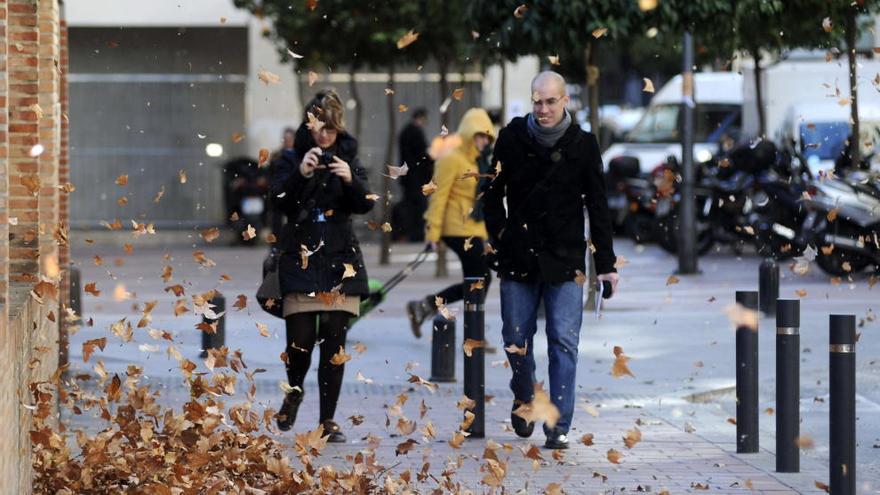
319, 151, 335, 166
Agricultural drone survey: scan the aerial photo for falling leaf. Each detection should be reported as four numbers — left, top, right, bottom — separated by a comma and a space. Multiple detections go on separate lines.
574, 270, 587, 287
452, 87, 465, 101
307, 70, 319, 87
306, 112, 324, 132
666, 275, 679, 286
395, 438, 419, 456
612, 345, 635, 378
115, 174, 128, 186
638, 0, 658, 11
201, 227, 220, 243
606, 448, 624, 464
448, 431, 466, 449
330, 346, 351, 365
827, 208, 839, 222
724, 303, 759, 331
352, 342, 367, 354
242, 224, 256, 241
504, 342, 528, 356
398, 104, 409, 113
462, 338, 485, 357
796, 435, 815, 450
355, 371, 373, 384
460, 410, 476, 431
348, 414, 364, 426
84, 282, 101, 297
513, 4, 528, 18
513, 383, 560, 428
384, 88, 395, 95
614, 255, 628, 269
153, 185, 165, 203
386, 163, 409, 179
258, 148, 270, 167
822, 17, 833, 33
365, 193, 380, 201
286, 48, 303, 59
380, 222, 392, 233
581, 433, 595, 446
643, 78, 655, 93
82, 337, 107, 363
342, 263, 357, 279
257, 69, 281, 85
623, 427, 642, 449
795, 289, 808, 297
815, 480, 830, 493
396, 29, 419, 49
468, 279, 484, 292
793, 245, 817, 275
178, 170, 187, 184
591, 27, 608, 38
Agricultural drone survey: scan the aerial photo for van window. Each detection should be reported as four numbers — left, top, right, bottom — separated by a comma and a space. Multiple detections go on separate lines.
799, 122, 848, 161
627, 103, 741, 143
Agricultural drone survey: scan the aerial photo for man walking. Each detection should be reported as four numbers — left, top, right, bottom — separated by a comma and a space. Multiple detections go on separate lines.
396, 108, 434, 242
482, 71, 619, 449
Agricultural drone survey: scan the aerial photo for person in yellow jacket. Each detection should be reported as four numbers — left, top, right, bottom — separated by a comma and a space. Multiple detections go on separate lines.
406, 108, 496, 337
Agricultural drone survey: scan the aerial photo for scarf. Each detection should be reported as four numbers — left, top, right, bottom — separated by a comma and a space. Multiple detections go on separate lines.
527, 110, 571, 148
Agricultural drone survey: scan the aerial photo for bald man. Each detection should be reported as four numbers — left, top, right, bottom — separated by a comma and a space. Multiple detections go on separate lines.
482, 71, 618, 449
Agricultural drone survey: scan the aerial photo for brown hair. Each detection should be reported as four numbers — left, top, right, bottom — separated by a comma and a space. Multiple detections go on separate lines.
304, 89, 346, 132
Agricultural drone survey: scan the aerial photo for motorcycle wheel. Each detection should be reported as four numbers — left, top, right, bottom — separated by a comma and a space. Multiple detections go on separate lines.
814, 223, 872, 276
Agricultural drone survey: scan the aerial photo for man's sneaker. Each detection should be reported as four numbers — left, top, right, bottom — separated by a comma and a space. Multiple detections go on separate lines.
276, 391, 303, 432
544, 433, 570, 450
321, 420, 347, 443
511, 401, 535, 438
406, 298, 436, 339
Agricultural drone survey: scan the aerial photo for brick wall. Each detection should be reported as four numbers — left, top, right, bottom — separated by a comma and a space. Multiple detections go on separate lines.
57, 12, 68, 368
0, 0, 64, 491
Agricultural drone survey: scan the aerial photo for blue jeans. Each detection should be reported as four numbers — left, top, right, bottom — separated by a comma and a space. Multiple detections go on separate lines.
500, 279, 583, 437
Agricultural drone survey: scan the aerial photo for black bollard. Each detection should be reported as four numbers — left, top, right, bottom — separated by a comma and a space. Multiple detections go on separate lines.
429, 315, 456, 383
200, 294, 226, 358
759, 258, 779, 317
69, 265, 82, 320
463, 276, 485, 438
736, 290, 760, 453
776, 299, 800, 473
830, 314, 856, 495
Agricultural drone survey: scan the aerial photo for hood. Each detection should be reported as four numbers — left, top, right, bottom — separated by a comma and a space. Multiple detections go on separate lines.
456, 108, 496, 158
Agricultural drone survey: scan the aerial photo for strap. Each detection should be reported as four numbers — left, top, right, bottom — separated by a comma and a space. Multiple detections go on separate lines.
379, 246, 431, 294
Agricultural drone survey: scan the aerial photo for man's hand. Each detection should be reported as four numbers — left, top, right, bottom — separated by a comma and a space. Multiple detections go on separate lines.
597, 272, 619, 297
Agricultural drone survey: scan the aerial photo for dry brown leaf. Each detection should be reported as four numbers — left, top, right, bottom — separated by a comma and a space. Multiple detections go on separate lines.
396, 29, 419, 49
612, 345, 635, 378
815, 480, 830, 493
342, 263, 357, 279
795, 289, 808, 297
452, 87, 465, 100
574, 270, 587, 287
822, 17, 833, 33
448, 431, 466, 449
398, 103, 409, 113
396, 417, 416, 436
258, 148, 270, 167
462, 338, 485, 357
724, 303, 759, 331
82, 337, 107, 363
84, 282, 100, 297
504, 342, 528, 356
201, 227, 220, 243
592, 27, 608, 38
581, 433, 595, 446
395, 438, 419, 456
307, 70, 319, 87
513, 4, 528, 18
421, 180, 438, 196
115, 174, 128, 186
178, 169, 187, 184
827, 208, 839, 222
643, 78, 655, 93
666, 275, 680, 286
795, 435, 815, 449
606, 448, 624, 464
329, 346, 351, 365
256, 322, 270, 337
257, 69, 281, 85
306, 112, 324, 132
456, 395, 476, 410
623, 427, 642, 449
513, 383, 560, 428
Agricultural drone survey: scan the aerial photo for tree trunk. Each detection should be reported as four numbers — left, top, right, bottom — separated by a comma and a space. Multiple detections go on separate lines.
380, 65, 395, 265
348, 68, 363, 140
846, 8, 861, 166
500, 62, 508, 124
752, 48, 766, 138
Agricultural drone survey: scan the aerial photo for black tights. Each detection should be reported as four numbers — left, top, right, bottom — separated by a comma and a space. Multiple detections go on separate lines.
284, 311, 350, 422
434, 236, 493, 304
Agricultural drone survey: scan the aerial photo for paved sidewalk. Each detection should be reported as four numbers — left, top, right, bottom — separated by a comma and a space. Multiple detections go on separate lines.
61, 236, 878, 493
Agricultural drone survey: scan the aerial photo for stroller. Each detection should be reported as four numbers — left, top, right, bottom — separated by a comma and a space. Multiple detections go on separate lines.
258, 246, 431, 328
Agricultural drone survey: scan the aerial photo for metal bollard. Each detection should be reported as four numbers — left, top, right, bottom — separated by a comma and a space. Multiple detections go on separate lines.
69, 265, 82, 320
429, 315, 456, 383
200, 294, 226, 358
759, 258, 779, 317
463, 276, 485, 438
736, 290, 760, 453
776, 299, 800, 473
830, 314, 856, 495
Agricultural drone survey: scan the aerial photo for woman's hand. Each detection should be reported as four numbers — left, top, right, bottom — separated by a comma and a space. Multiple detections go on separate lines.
328, 155, 352, 184
299, 147, 323, 177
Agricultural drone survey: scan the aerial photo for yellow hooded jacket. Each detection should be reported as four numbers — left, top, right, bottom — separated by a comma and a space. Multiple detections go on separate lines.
424, 108, 496, 243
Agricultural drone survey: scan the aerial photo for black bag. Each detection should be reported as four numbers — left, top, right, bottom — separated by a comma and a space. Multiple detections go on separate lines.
256, 249, 283, 318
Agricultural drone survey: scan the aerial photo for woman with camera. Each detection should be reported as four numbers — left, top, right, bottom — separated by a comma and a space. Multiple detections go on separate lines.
269, 90, 375, 442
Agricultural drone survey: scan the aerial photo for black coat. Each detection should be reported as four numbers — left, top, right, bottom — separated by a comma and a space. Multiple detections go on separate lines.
398, 122, 434, 199
482, 115, 617, 283
270, 124, 374, 296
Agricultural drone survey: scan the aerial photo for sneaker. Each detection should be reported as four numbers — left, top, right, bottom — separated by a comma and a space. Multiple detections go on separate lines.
276, 391, 303, 432
544, 433, 570, 450
511, 401, 535, 438
406, 298, 436, 339
321, 420, 346, 443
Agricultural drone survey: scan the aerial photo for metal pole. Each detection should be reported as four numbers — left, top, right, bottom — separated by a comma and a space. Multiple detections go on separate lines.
429, 315, 456, 383
69, 265, 82, 320
463, 276, 485, 438
200, 294, 226, 358
830, 314, 856, 494
776, 299, 799, 473
760, 258, 780, 317
677, 31, 698, 274
736, 290, 759, 453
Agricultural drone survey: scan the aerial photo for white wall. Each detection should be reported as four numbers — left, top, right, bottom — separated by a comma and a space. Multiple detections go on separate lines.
482, 56, 540, 121
66, 0, 302, 157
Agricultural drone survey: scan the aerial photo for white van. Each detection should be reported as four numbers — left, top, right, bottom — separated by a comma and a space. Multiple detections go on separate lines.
781, 102, 880, 174
601, 72, 743, 173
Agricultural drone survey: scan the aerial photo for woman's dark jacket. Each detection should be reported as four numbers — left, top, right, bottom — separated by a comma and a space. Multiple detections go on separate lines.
481, 115, 616, 283
270, 124, 374, 296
